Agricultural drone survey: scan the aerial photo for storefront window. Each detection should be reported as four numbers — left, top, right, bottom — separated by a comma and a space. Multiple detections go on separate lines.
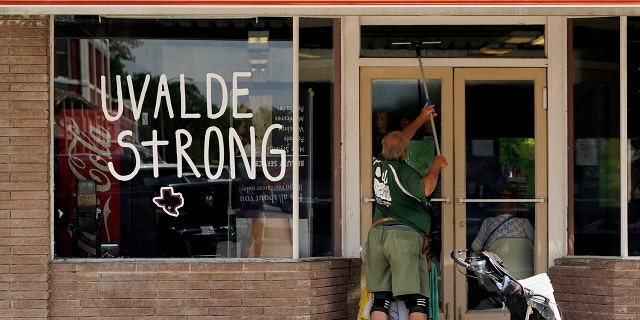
627, 17, 640, 256
569, 17, 621, 256
53, 16, 335, 259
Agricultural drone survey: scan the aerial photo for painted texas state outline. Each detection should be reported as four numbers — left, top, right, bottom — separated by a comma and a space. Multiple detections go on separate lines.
152, 186, 184, 217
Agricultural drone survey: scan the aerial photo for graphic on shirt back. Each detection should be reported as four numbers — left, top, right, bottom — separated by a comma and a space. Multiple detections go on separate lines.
374, 165, 391, 205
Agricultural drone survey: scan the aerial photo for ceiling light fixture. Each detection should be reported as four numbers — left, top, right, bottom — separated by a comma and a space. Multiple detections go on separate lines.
531, 35, 545, 46
503, 31, 541, 44
479, 46, 515, 55
248, 30, 269, 44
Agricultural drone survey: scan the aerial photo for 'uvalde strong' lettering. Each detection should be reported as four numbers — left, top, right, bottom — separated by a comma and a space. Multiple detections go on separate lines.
101, 73, 286, 182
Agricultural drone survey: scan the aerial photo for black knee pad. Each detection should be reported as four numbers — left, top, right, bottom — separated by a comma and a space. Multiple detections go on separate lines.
371, 291, 393, 315
401, 294, 428, 315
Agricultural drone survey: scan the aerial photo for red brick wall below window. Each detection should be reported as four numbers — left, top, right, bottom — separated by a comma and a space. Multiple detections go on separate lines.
549, 258, 640, 320
49, 259, 362, 319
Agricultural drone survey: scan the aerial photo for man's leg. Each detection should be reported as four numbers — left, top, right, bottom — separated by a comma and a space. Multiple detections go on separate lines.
370, 292, 393, 320
402, 294, 428, 320
370, 310, 389, 320
364, 227, 391, 320
246, 217, 266, 257
408, 311, 427, 320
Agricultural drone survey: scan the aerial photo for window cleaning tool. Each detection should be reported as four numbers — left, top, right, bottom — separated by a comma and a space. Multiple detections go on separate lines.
393, 41, 442, 156
412, 41, 441, 156
416, 42, 443, 320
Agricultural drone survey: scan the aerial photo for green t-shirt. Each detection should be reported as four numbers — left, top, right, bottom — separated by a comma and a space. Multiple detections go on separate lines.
372, 157, 431, 235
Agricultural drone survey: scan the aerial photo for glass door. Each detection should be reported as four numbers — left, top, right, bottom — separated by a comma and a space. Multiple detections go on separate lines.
453, 68, 547, 320
360, 67, 547, 320
360, 67, 454, 320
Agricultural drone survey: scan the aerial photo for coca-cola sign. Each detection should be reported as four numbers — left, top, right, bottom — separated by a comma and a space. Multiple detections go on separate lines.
56, 110, 122, 257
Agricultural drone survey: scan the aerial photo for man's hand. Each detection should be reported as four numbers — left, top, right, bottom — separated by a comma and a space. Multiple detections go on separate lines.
432, 155, 448, 170
419, 104, 437, 122
401, 103, 438, 141
423, 155, 447, 197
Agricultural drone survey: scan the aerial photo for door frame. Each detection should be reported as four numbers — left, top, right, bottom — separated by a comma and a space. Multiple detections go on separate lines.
452, 68, 548, 320
359, 66, 547, 320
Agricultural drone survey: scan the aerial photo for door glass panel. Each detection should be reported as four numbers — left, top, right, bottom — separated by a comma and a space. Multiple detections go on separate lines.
464, 80, 536, 311
371, 78, 443, 311
372, 79, 442, 163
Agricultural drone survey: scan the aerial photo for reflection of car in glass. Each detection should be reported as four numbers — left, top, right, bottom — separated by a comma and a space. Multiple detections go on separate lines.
120, 164, 238, 258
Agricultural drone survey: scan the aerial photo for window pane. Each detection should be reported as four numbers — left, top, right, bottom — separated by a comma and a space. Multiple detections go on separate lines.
53, 17, 303, 258
628, 17, 640, 256
299, 18, 337, 257
570, 17, 621, 256
54, 39, 70, 80
361, 25, 545, 58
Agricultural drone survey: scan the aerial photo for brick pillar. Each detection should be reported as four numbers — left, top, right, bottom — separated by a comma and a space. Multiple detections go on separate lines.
549, 258, 640, 320
0, 15, 51, 319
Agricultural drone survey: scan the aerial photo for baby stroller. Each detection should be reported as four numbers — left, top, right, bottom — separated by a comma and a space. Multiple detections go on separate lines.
451, 249, 562, 320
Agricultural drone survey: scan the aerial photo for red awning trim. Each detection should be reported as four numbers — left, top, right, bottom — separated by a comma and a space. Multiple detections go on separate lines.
3, 0, 640, 4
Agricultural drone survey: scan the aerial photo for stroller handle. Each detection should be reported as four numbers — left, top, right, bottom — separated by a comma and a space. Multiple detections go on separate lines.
451, 249, 471, 268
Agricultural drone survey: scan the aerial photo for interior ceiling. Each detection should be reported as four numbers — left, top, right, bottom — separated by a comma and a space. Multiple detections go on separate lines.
54, 16, 294, 40
361, 24, 545, 57
54, 16, 545, 57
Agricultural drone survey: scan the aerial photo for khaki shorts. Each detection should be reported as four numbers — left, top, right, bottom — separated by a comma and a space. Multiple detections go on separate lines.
362, 224, 430, 298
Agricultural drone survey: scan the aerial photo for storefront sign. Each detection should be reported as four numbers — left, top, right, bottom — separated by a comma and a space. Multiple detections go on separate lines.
102, 73, 287, 183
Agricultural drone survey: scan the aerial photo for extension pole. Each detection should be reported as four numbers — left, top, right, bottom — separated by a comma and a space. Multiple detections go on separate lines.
413, 42, 441, 156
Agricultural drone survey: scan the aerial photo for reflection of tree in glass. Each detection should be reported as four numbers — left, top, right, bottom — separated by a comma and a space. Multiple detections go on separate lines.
109, 39, 142, 93
500, 138, 535, 197
123, 74, 228, 165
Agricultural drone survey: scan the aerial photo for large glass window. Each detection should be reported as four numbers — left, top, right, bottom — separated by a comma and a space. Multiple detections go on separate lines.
53, 16, 336, 259
569, 18, 621, 256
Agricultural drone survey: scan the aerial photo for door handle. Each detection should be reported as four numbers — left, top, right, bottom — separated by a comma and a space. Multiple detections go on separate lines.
457, 197, 545, 204
431, 196, 451, 204
365, 196, 452, 204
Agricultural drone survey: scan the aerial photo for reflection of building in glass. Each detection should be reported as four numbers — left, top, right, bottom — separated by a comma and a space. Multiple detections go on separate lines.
248, 30, 269, 82
54, 38, 120, 257
53, 38, 158, 258
55, 38, 138, 138
54, 38, 110, 106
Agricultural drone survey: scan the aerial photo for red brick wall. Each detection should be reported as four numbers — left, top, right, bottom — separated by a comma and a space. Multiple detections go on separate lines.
49, 259, 362, 319
549, 258, 640, 320
0, 14, 51, 319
